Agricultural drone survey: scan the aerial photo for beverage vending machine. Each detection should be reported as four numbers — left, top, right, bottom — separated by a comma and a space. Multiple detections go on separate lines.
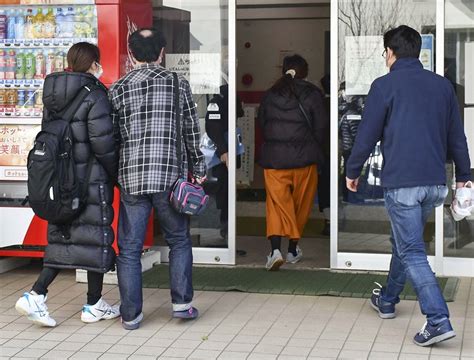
0, 0, 153, 258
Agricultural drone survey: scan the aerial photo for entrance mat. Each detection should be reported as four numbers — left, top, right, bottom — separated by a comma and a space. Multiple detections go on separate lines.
142, 265, 459, 302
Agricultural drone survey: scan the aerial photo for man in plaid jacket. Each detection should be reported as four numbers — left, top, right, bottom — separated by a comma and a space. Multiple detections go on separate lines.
110, 28, 206, 330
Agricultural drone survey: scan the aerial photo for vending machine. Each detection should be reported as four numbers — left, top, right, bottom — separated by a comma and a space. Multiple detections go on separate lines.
0, 0, 153, 258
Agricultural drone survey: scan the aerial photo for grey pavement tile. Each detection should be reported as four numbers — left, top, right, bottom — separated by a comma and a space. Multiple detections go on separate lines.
217, 351, 249, 359
259, 336, 291, 346
370, 341, 402, 353
105, 344, 140, 355
3, 338, 35, 348
40, 350, 75, 359
314, 339, 345, 350
65, 333, 97, 343
98, 354, 128, 360
132, 346, 166, 357
54, 341, 84, 351
13, 331, 46, 341
367, 351, 399, 359
68, 352, 103, 360
430, 356, 465, 360
225, 341, 256, 352
160, 347, 194, 358
197, 340, 229, 351
89, 334, 122, 344
337, 349, 370, 359
233, 334, 262, 345
39, 331, 70, 342
253, 343, 284, 355
27, 340, 60, 350
0, 347, 22, 357
279, 346, 312, 357
188, 349, 221, 359
79, 342, 113, 353
342, 341, 373, 351
127, 355, 157, 360
11, 347, 49, 358
398, 353, 430, 360
247, 354, 278, 360
116, 335, 148, 346
286, 337, 317, 348
170, 339, 202, 349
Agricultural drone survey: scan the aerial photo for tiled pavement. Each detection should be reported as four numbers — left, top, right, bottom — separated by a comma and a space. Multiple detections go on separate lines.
0, 266, 473, 359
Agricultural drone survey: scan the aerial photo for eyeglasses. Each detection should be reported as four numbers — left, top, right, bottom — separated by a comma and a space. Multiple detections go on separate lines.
382, 49, 387, 58
95, 61, 102, 69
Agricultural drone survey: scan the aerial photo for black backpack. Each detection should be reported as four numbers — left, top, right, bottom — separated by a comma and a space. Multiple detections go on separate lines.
27, 84, 98, 224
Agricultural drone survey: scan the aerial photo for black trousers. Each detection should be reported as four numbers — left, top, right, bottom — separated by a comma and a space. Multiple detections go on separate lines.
318, 157, 331, 212
32, 267, 104, 305
213, 163, 229, 224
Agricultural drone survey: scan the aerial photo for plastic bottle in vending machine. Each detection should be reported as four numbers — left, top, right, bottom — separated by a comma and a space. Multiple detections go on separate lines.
44, 8, 55, 38
35, 51, 45, 79
54, 51, 64, 72
15, 9, 25, 39
7, 9, 16, 40
24, 8, 34, 39
0, 10, 7, 39
64, 7, 75, 38
5, 50, 16, 80
45, 51, 54, 75
16, 51, 26, 80
0, 49, 6, 79
25, 51, 35, 79
55, 8, 64, 37
32, 7, 45, 39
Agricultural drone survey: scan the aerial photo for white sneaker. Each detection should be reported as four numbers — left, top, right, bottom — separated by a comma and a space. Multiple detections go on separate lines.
15, 292, 56, 327
451, 181, 474, 221
266, 249, 284, 271
286, 246, 303, 264
81, 298, 120, 323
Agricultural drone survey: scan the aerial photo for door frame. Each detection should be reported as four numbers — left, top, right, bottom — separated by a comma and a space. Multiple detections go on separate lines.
330, 0, 474, 277
158, 0, 237, 265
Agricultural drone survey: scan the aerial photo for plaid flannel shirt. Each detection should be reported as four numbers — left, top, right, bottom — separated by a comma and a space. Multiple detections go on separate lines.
109, 64, 205, 195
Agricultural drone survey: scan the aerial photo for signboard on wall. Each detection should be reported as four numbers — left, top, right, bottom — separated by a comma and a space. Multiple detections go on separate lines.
166, 53, 221, 94
345, 36, 387, 95
0, 124, 40, 181
420, 34, 434, 72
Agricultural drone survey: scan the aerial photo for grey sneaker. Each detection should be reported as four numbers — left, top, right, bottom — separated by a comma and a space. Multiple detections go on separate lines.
266, 249, 284, 271
121, 312, 143, 330
286, 246, 303, 264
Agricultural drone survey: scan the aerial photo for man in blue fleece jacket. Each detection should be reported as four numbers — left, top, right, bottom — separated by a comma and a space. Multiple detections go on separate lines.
346, 25, 471, 347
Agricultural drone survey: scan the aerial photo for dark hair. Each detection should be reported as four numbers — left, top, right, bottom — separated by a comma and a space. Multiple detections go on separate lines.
383, 25, 421, 59
67, 42, 100, 73
129, 28, 167, 63
271, 54, 308, 96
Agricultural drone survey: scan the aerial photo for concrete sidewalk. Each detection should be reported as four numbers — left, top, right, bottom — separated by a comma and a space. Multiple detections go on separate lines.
0, 266, 473, 360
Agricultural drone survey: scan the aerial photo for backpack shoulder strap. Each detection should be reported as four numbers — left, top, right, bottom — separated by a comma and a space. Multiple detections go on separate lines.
60, 83, 100, 122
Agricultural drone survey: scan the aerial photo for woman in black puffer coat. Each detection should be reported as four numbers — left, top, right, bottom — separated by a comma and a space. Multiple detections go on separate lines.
258, 54, 328, 271
15, 43, 120, 327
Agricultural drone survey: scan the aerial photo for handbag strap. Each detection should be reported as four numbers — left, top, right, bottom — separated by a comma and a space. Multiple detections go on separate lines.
291, 86, 316, 140
173, 72, 183, 179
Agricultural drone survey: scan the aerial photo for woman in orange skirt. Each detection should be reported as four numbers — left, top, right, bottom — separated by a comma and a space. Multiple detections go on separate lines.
258, 54, 328, 270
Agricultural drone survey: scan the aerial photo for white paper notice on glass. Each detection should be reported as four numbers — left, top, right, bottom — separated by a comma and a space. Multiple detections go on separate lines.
166, 53, 221, 94
345, 36, 388, 96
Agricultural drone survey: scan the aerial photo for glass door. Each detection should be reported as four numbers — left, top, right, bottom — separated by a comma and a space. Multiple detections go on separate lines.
331, 0, 439, 272
154, 0, 236, 265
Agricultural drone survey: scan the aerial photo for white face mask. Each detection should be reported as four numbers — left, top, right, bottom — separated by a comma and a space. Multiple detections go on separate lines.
93, 62, 103, 79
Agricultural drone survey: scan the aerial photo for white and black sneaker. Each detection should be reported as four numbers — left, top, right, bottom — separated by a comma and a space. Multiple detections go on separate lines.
266, 249, 284, 271
286, 246, 303, 264
81, 298, 120, 323
15, 292, 56, 327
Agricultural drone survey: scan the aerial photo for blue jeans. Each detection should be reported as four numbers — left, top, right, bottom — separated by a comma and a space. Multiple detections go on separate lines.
381, 185, 450, 326
117, 189, 193, 322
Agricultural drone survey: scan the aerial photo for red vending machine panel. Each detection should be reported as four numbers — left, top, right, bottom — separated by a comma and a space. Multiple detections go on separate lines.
0, 0, 153, 257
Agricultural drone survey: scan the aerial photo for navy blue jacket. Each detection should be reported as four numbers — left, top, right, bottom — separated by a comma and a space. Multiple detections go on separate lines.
346, 58, 471, 188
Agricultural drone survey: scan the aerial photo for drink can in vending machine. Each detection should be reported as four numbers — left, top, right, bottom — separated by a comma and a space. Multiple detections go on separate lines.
5, 88, 17, 106
25, 89, 35, 108
0, 88, 6, 111
17, 89, 26, 106
35, 89, 42, 107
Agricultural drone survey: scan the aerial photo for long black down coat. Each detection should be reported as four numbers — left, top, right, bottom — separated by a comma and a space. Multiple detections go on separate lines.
258, 79, 328, 169
42, 72, 118, 273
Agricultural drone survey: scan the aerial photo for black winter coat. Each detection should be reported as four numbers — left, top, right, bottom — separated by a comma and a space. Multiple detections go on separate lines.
42, 72, 118, 273
258, 80, 328, 169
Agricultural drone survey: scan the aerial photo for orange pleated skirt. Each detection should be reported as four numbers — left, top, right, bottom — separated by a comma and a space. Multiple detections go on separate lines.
264, 165, 318, 239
